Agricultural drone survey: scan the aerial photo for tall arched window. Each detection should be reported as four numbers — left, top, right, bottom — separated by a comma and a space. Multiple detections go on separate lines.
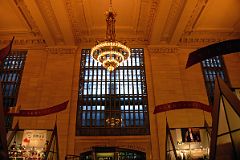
76, 48, 149, 136
201, 56, 229, 105
0, 50, 27, 128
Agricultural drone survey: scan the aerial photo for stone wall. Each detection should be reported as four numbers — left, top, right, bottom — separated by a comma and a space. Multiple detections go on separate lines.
13, 47, 240, 160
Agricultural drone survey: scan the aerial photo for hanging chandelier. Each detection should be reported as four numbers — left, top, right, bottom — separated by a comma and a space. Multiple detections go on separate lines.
91, 0, 131, 72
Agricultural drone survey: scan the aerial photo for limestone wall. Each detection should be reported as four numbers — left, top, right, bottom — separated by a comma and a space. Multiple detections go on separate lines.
12, 47, 240, 160
14, 48, 75, 159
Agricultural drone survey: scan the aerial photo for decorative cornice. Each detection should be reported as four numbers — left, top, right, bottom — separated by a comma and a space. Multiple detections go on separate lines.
0, 38, 46, 49
147, 45, 179, 55
179, 29, 240, 47
13, 0, 42, 37
35, 0, 64, 44
160, 0, 187, 42
72, 36, 148, 46
45, 46, 77, 54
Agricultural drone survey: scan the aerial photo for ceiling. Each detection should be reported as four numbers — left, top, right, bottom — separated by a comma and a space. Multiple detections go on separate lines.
0, 0, 239, 48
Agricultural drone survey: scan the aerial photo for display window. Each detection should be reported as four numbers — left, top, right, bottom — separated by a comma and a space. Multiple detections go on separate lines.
167, 127, 211, 160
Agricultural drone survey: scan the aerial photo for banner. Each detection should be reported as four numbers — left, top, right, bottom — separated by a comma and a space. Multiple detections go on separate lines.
6, 100, 69, 116
22, 130, 47, 149
154, 101, 211, 114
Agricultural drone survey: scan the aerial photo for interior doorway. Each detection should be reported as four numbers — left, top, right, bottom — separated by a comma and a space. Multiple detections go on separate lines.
80, 147, 146, 160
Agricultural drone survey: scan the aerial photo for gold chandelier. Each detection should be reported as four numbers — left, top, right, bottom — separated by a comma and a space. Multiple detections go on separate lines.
91, 0, 131, 72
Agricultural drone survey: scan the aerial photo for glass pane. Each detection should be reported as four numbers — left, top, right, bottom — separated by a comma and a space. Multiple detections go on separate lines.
201, 56, 229, 104
0, 51, 27, 128
77, 49, 149, 135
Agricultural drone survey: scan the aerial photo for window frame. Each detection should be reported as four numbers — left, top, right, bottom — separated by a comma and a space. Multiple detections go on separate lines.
201, 56, 230, 105
76, 48, 150, 136
0, 50, 27, 129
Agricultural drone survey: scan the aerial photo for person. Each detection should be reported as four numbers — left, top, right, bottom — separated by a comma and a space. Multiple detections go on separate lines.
184, 128, 200, 142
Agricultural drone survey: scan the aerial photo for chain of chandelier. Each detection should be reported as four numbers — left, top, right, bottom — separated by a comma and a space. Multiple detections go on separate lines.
91, 0, 131, 72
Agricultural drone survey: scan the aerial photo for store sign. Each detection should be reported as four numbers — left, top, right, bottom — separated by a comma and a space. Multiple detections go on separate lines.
22, 130, 47, 148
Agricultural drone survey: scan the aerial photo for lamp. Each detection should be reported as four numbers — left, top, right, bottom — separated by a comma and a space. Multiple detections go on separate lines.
91, 0, 131, 72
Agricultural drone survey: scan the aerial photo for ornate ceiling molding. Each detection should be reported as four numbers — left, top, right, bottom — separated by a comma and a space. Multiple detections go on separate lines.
179, 31, 240, 47
64, 0, 89, 45
144, 0, 161, 42
160, 0, 187, 42
179, 0, 240, 47
45, 46, 77, 54
13, 0, 42, 37
147, 45, 179, 55
0, 38, 46, 49
183, 0, 208, 34
35, 0, 64, 44
71, 36, 148, 46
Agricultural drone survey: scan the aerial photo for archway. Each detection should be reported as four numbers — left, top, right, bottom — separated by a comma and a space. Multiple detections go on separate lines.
80, 147, 146, 160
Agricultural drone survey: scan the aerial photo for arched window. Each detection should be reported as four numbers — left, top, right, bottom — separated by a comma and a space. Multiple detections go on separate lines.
76, 49, 149, 136
201, 56, 229, 105
0, 50, 27, 128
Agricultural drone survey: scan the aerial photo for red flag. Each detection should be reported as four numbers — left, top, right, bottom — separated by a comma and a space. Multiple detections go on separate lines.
6, 100, 69, 117
0, 37, 14, 62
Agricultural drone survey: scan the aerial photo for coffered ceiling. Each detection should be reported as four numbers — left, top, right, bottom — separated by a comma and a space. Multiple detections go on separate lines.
0, 0, 239, 48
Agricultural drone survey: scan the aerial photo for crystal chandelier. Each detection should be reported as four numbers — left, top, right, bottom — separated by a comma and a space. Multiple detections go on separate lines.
91, 0, 131, 72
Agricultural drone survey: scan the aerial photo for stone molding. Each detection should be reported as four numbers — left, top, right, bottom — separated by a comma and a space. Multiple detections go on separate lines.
63, 0, 160, 45
35, 0, 64, 44
160, 0, 187, 42
13, 0, 42, 37
144, 0, 161, 41
45, 46, 77, 54
147, 45, 179, 55
183, 0, 208, 34
0, 38, 46, 49
180, 0, 240, 46
64, 0, 89, 44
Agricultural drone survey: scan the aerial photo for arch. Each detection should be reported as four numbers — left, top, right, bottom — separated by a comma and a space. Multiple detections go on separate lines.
80, 147, 146, 160
153, 101, 211, 114
186, 39, 240, 68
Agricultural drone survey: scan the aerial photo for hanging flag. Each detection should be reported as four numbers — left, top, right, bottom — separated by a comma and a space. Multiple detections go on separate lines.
6, 100, 69, 117
0, 37, 15, 62
154, 101, 211, 114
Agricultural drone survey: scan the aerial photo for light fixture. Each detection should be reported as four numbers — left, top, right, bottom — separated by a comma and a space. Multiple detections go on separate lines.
91, 0, 131, 72
106, 117, 122, 127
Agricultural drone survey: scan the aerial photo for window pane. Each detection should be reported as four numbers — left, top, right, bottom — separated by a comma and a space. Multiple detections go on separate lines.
201, 56, 229, 104
76, 49, 149, 136
0, 51, 27, 128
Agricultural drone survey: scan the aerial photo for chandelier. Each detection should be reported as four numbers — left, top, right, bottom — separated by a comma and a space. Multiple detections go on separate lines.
91, 0, 131, 72
106, 117, 122, 127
